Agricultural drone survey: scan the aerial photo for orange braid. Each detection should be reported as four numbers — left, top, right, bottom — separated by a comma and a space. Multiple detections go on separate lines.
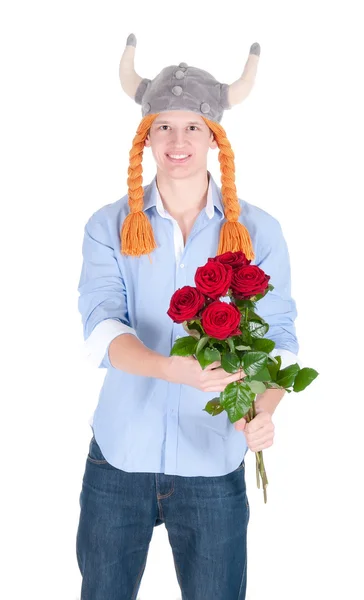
120, 113, 159, 260
202, 117, 255, 260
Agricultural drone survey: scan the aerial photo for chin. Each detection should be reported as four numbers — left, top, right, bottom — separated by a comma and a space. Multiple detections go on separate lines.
161, 159, 196, 175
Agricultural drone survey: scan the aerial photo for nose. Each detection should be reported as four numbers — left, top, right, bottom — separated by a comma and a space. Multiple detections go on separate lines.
171, 129, 188, 147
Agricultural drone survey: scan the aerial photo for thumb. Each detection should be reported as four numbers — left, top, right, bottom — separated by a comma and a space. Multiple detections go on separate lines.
234, 417, 246, 432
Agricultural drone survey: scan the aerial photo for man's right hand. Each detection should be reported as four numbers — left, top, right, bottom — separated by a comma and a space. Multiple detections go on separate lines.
166, 355, 246, 393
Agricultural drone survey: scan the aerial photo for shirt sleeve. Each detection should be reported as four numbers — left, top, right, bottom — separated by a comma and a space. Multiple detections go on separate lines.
77, 214, 138, 369
255, 218, 300, 358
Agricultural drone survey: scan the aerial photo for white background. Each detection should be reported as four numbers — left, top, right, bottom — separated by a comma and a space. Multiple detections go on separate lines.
1, 1, 363, 599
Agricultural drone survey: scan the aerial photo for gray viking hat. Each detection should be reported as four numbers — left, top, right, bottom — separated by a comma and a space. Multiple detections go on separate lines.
119, 33, 261, 123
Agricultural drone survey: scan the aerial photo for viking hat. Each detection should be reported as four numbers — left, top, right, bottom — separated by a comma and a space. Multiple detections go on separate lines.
119, 33, 260, 260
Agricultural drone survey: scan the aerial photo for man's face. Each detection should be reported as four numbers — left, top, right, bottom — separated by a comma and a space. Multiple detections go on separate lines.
144, 111, 217, 178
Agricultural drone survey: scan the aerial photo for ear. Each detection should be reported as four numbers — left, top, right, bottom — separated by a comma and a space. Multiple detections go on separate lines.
144, 132, 151, 148
209, 132, 218, 150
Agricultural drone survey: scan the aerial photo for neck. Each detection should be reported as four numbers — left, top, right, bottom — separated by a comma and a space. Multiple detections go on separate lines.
156, 168, 210, 220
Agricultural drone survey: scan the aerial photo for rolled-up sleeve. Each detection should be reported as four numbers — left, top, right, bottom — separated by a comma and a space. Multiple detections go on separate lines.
77, 214, 138, 368
255, 219, 300, 357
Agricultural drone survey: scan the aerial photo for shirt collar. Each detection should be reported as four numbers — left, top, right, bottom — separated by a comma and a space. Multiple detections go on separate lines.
142, 170, 225, 220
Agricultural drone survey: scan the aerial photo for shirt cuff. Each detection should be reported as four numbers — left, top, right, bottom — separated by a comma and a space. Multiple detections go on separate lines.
83, 319, 138, 368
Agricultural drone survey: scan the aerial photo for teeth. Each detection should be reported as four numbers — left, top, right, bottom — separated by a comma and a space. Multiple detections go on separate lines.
168, 154, 189, 159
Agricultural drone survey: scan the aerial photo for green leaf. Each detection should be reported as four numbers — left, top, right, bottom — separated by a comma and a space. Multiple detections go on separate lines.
241, 330, 253, 345
195, 335, 210, 355
220, 382, 256, 423
221, 352, 241, 374
246, 380, 267, 394
203, 398, 225, 416
242, 351, 268, 377
235, 345, 251, 351
266, 382, 284, 389
197, 346, 221, 369
276, 363, 301, 388
234, 298, 254, 309
208, 337, 226, 345
251, 338, 276, 353
267, 355, 282, 380
254, 287, 271, 301
226, 337, 235, 352
247, 320, 269, 339
247, 310, 265, 322
170, 336, 198, 356
205, 347, 221, 362
293, 368, 319, 392
252, 366, 272, 382
182, 321, 201, 340
213, 343, 225, 354
187, 319, 204, 333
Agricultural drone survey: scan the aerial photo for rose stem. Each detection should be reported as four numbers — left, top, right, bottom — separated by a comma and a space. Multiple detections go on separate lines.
252, 401, 269, 502
246, 407, 261, 489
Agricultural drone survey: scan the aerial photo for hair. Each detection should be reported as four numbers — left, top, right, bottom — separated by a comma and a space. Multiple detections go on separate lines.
120, 113, 255, 262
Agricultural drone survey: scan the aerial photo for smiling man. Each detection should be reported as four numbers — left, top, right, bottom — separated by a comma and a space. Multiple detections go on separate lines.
144, 110, 219, 244
76, 34, 301, 600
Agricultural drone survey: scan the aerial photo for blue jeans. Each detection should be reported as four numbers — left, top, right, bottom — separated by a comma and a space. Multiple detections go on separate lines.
76, 434, 250, 599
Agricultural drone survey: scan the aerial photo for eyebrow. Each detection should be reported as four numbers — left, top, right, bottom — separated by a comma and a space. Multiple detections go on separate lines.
154, 120, 202, 126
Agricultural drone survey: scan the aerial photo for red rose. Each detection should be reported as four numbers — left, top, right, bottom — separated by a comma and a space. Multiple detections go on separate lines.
201, 301, 242, 340
208, 250, 251, 269
231, 265, 270, 299
167, 286, 206, 323
195, 261, 232, 299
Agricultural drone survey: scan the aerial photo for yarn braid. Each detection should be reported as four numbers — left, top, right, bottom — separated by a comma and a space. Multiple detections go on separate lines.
120, 113, 159, 260
202, 117, 255, 260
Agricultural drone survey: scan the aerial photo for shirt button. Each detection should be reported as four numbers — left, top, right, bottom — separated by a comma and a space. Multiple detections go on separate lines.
180, 263, 185, 268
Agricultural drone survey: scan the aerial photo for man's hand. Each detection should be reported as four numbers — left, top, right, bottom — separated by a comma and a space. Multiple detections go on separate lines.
167, 355, 246, 392
234, 411, 275, 452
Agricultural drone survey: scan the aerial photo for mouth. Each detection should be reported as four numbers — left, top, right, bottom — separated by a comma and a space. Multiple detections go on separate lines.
165, 153, 192, 164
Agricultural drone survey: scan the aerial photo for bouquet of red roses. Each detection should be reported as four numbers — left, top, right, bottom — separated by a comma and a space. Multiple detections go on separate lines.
167, 250, 318, 503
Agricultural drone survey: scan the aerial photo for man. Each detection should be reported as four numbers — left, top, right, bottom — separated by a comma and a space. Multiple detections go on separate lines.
76, 34, 300, 600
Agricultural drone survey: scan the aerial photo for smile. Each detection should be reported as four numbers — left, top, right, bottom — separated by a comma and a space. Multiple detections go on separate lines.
166, 154, 192, 164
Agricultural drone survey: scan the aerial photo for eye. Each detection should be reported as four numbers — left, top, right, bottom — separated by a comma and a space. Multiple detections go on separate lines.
157, 125, 199, 131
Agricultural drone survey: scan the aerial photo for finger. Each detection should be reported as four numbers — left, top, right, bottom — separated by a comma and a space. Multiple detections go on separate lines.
204, 386, 225, 393
211, 367, 242, 380
246, 430, 273, 443
246, 413, 272, 433
204, 360, 221, 370
246, 420, 274, 435
204, 372, 243, 391
249, 438, 274, 452
206, 367, 230, 379
224, 369, 246, 383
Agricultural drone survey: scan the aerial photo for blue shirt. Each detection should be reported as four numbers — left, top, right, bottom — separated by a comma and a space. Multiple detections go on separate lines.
77, 171, 299, 476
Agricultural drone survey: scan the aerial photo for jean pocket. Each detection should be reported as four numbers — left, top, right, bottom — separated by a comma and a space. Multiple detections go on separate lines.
87, 435, 109, 464
234, 459, 245, 472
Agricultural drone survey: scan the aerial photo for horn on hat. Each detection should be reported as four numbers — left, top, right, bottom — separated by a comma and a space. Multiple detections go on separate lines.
227, 43, 261, 107
119, 33, 145, 99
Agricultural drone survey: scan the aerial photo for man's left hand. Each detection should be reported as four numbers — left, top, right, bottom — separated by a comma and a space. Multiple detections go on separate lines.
234, 410, 275, 452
